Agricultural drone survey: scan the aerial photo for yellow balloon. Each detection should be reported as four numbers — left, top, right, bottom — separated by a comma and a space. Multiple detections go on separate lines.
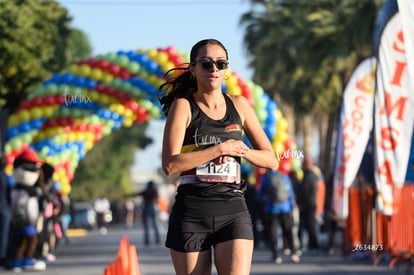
274, 109, 282, 120
29, 107, 43, 119
8, 114, 19, 127
43, 106, 57, 118
230, 86, 242, 96
78, 64, 91, 77
226, 75, 238, 89
123, 108, 133, 119
275, 131, 288, 144
147, 49, 158, 59
68, 64, 78, 74
110, 104, 125, 115
60, 183, 71, 195
85, 140, 94, 151
296, 170, 304, 181
147, 75, 159, 86
161, 62, 175, 73
155, 51, 169, 65
17, 110, 30, 123
90, 68, 103, 80
101, 73, 113, 83
273, 141, 285, 154
67, 132, 77, 142
277, 118, 288, 131
123, 117, 133, 128
6, 164, 13, 175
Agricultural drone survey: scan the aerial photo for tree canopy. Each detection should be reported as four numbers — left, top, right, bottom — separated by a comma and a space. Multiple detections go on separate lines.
240, 0, 382, 165
241, 0, 381, 116
0, 0, 91, 112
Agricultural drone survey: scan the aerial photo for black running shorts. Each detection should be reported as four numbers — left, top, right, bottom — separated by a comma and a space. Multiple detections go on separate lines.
165, 211, 253, 252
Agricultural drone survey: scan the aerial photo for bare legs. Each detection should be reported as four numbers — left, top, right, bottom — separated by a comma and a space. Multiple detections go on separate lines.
170, 239, 253, 275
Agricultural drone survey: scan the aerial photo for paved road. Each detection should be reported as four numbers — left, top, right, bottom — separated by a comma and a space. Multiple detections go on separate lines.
1, 224, 411, 275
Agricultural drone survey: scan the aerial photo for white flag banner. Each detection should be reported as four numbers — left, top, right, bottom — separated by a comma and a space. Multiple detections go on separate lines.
398, 0, 414, 184
332, 57, 376, 219
397, 0, 414, 88
373, 1, 414, 215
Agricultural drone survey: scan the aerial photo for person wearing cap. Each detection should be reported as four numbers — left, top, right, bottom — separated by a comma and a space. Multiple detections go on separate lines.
9, 148, 47, 272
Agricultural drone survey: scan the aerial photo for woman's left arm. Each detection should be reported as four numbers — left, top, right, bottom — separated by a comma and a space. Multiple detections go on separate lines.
232, 96, 277, 170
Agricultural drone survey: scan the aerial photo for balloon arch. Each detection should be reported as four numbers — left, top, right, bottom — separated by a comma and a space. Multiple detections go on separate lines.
4, 46, 300, 194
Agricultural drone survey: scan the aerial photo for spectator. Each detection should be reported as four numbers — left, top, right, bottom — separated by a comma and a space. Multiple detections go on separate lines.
259, 170, 300, 264
139, 181, 161, 246
243, 172, 264, 249
36, 162, 58, 262
9, 148, 46, 272
287, 170, 301, 254
124, 200, 135, 228
58, 194, 71, 245
126, 180, 161, 246
93, 197, 110, 234
297, 157, 320, 252
0, 155, 11, 269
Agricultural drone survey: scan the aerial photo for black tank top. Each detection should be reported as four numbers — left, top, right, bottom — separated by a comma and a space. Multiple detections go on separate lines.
174, 94, 248, 216
181, 93, 243, 154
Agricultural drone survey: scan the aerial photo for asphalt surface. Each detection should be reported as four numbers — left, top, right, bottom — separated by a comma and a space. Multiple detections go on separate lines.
1, 223, 411, 275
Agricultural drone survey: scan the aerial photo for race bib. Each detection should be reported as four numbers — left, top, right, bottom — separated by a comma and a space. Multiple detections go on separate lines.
196, 157, 240, 184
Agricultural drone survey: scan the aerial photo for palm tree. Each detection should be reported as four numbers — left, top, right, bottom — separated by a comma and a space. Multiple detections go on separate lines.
240, 0, 381, 174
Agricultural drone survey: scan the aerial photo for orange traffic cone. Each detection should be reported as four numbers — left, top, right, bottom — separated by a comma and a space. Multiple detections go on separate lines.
128, 245, 141, 275
104, 265, 111, 275
118, 238, 130, 274
104, 262, 116, 275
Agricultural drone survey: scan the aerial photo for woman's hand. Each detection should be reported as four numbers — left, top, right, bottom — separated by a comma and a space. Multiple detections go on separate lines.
214, 139, 250, 164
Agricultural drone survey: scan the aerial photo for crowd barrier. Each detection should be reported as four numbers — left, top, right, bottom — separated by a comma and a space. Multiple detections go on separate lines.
104, 236, 141, 275
343, 184, 414, 273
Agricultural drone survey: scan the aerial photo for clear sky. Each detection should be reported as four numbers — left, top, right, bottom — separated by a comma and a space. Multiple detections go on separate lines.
58, 0, 254, 80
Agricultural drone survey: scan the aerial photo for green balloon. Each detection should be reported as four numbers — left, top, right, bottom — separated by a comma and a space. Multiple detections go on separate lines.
106, 53, 117, 63
127, 62, 140, 74
116, 55, 129, 67
45, 84, 59, 95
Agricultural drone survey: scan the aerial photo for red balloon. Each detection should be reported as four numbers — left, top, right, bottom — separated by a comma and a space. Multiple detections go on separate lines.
284, 139, 294, 150
31, 96, 44, 107
96, 59, 110, 70
108, 64, 121, 75
116, 92, 132, 102
19, 100, 32, 110
135, 106, 149, 123
124, 101, 139, 112
95, 83, 106, 93
86, 58, 98, 67
119, 70, 131, 79
45, 118, 59, 128
6, 154, 15, 165
44, 95, 57, 105
55, 95, 66, 105
278, 158, 291, 174
165, 46, 177, 58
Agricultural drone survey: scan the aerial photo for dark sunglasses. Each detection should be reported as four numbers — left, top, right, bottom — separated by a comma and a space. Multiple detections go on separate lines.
193, 59, 229, 71
20, 163, 41, 172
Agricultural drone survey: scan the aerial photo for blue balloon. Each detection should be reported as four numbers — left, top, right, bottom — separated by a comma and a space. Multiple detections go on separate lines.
61, 73, 74, 84
6, 127, 19, 139
72, 76, 86, 87
18, 122, 31, 133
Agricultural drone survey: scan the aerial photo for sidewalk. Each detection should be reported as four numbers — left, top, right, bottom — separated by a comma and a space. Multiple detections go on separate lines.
1, 224, 410, 275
